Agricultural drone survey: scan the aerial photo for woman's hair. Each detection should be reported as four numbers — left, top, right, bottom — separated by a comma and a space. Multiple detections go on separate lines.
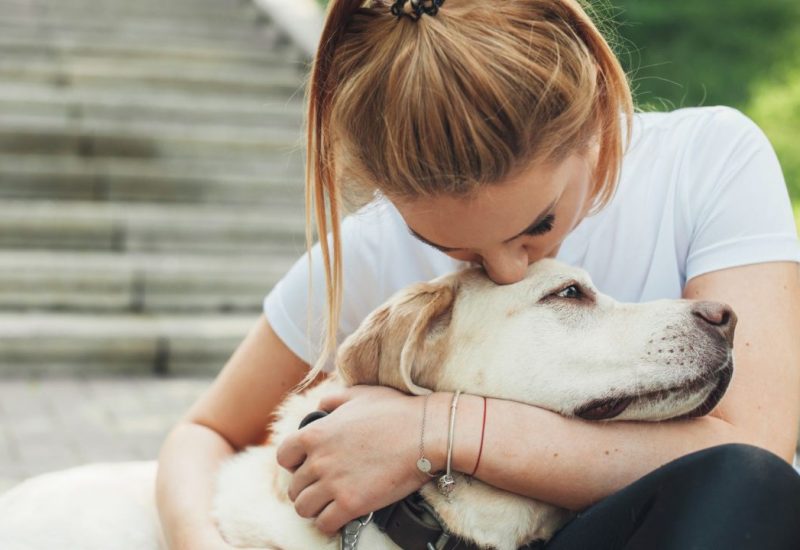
299, 0, 634, 388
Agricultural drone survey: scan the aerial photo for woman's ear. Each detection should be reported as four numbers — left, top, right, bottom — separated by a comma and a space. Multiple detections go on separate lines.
336, 279, 457, 395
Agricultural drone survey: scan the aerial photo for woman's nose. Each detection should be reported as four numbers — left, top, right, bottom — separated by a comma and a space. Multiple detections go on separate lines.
481, 247, 530, 285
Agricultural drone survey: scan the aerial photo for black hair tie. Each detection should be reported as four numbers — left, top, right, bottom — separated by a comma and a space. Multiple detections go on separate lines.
391, 0, 445, 21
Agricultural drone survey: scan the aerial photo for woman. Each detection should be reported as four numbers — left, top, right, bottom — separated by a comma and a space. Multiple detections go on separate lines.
156, 1, 800, 548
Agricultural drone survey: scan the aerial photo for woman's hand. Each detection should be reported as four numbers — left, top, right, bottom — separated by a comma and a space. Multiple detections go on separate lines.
275, 385, 433, 537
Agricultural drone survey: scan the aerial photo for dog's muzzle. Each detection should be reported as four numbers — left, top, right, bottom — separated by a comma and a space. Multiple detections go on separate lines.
574, 358, 734, 421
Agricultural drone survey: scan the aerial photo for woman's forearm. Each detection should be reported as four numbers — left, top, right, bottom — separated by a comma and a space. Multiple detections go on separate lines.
156, 422, 237, 550
435, 394, 753, 511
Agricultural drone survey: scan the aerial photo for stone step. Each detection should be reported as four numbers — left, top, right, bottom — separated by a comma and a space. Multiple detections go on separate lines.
1, 0, 263, 25
0, 198, 307, 255
0, 153, 304, 208
0, 153, 305, 203
0, 0, 316, 377
0, 33, 305, 69
0, 0, 252, 11
0, 107, 304, 145
0, 250, 298, 314
0, 151, 304, 178
0, 82, 305, 129
0, 24, 297, 62
0, 312, 260, 376
0, 11, 289, 45
0, 56, 305, 97
0, 115, 304, 161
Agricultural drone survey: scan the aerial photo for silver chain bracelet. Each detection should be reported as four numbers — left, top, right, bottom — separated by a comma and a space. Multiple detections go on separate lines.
416, 392, 438, 477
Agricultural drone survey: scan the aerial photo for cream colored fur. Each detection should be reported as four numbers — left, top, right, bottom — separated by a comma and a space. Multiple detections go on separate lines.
0, 259, 735, 549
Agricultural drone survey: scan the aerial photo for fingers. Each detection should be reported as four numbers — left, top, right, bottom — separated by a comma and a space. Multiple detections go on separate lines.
313, 494, 365, 537
286, 456, 319, 502
275, 431, 307, 473
314, 501, 347, 537
287, 462, 357, 537
292, 479, 331, 520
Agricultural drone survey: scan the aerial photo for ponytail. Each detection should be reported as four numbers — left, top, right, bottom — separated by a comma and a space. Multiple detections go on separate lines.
297, 0, 365, 390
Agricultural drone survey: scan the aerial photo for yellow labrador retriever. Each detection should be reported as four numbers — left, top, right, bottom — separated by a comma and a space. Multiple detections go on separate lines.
0, 259, 735, 550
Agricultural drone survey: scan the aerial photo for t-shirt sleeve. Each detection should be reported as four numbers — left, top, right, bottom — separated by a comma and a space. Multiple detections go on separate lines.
262, 203, 386, 372
682, 107, 800, 282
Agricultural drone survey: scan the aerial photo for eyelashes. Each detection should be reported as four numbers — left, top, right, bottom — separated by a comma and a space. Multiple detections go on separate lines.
522, 214, 555, 236
409, 211, 557, 255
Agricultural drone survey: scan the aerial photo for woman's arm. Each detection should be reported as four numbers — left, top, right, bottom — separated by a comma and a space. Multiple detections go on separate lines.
286, 261, 800, 534
446, 261, 800, 510
156, 314, 318, 550
156, 423, 238, 549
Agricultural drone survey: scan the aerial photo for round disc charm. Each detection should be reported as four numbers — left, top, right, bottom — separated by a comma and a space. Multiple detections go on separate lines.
416, 457, 432, 474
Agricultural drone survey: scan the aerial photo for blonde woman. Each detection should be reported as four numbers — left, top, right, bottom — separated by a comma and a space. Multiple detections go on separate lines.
156, 1, 800, 548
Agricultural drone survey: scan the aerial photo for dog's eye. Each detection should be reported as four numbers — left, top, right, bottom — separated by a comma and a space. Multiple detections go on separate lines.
555, 284, 582, 300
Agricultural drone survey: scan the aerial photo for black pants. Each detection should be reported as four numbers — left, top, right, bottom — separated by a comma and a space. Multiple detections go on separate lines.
540, 443, 800, 550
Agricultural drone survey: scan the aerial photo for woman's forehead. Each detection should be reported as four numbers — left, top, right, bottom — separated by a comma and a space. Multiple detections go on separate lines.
393, 152, 590, 249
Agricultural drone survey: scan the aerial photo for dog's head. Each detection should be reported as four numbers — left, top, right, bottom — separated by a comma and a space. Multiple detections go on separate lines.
336, 258, 735, 421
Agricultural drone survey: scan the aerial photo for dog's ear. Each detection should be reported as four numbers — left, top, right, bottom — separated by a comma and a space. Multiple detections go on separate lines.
336, 280, 457, 395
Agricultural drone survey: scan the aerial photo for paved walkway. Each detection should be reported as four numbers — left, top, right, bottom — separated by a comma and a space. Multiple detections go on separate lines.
0, 375, 212, 494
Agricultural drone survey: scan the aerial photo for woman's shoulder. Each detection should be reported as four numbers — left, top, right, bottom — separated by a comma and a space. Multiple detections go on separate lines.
633, 104, 750, 126
630, 105, 762, 149
342, 196, 465, 283
608, 104, 780, 244
341, 197, 411, 256
622, 105, 771, 181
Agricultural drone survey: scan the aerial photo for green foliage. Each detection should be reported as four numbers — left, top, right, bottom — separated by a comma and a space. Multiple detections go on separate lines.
607, 0, 800, 202
609, 1, 800, 108
748, 67, 800, 204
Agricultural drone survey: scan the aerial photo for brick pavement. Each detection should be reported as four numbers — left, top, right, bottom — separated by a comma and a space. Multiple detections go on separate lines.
0, 375, 213, 494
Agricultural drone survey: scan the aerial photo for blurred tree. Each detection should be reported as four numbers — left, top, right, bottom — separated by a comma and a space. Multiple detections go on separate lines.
602, 0, 800, 200
747, 65, 800, 215
608, 1, 800, 109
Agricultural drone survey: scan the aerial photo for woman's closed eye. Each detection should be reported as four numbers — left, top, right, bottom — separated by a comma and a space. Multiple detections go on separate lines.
522, 214, 555, 236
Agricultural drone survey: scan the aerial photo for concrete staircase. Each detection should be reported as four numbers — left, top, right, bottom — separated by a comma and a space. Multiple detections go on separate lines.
0, 0, 310, 376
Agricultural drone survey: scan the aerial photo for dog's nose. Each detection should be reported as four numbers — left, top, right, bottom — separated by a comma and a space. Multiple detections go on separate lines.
691, 301, 737, 346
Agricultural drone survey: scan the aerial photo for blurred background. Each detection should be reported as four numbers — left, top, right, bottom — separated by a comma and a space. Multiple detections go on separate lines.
608, 0, 800, 219
0, 0, 798, 492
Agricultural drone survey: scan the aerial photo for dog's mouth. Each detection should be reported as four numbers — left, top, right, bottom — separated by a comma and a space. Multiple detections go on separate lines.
575, 358, 733, 421
676, 359, 733, 419
574, 396, 635, 421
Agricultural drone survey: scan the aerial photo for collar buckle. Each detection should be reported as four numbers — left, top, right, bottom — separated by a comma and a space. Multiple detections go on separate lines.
427, 531, 452, 550
340, 512, 373, 550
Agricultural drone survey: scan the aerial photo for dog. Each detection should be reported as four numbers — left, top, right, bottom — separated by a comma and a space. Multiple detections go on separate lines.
0, 259, 735, 549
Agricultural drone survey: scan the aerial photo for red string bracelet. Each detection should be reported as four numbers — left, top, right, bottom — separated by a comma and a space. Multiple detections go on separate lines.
469, 396, 487, 477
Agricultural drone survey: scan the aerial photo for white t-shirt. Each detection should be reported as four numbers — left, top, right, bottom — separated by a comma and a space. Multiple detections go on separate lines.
264, 106, 800, 370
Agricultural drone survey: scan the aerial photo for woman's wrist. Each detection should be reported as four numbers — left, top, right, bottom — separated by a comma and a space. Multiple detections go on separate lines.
453, 393, 486, 475
423, 391, 485, 477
